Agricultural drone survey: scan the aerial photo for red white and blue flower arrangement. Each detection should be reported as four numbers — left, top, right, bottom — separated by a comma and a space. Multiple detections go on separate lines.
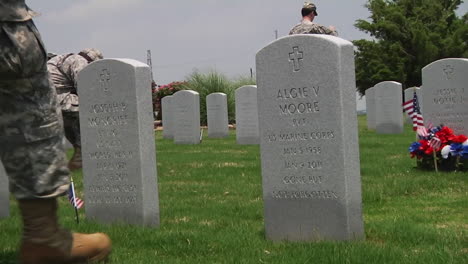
409, 125, 468, 171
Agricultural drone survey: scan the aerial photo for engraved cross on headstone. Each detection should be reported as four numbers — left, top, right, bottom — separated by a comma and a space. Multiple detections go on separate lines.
289, 46, 303, 72
99, 69, 111, 92
442, 64, 454, 80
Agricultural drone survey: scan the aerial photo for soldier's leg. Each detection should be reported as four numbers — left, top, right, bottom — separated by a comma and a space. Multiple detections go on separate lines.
0, 21, 110, 264
62, 111, 81, 147
63, 111, 82, 170
0, 20, 69, 199
62, 111, 76, 146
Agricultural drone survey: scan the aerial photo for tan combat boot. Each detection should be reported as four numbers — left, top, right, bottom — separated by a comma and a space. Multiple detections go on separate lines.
68, 146, 82, 171
18, 199, 111, 264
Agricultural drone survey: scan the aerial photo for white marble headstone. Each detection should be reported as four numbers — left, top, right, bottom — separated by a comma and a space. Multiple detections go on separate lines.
206, 93, 229, 138
173, 90, 201, 144
235, 85, 259, 144
356, 92, 366, 114
161, 95, 175, 139
404, 87, 421, 124
374, 81, 403, 134
422, 58, 468, 134
78, 59, 159, 227
365, 87, 376, 130
256, 35, 364, 241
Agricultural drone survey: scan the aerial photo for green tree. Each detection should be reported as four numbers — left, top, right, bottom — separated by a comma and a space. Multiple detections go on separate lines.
354, 0, 468, 95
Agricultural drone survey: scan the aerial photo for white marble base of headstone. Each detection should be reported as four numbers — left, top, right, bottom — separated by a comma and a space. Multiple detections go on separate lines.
365, 87, 376, 130
404, 87, 421, 124
206, 93, 229, 138
422, 58, 468, 135
0, 161, 9, 219
374, 81, 403, 134
235, 85, 259, 144
173, 90, 201, 144
161, 95, 174, 139
256, 35, 364, 241
77, 59, 159, 227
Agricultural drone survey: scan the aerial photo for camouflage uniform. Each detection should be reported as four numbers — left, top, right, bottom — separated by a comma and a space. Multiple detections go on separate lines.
0, 0, 70, 199
289, 20, 338, 36
47, 54, 90, 148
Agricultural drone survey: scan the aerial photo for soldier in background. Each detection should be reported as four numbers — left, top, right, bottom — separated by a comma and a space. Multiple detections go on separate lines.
289, 2, 338, 36
47, 48, 103, 170
0, 1, 111, 263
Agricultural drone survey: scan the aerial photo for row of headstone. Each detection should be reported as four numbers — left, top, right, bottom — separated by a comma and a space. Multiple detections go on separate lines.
163, 87, 366, 145
162, 88, 261, 144
75, 62, 260, 228
18, 37, 462, 244
364, 58, 468, 135
75, 60, 261, 228
165, 85, 363, 145
75, 35, 366, 242
0, 49, 460, 246
164, 88, 368, 143
165, 91, 229, 143
48, 39, 468, 244
0, 161, 9, 219
74, 55, 465, 241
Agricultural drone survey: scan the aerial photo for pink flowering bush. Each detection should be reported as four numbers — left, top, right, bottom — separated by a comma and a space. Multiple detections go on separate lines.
152, 81, 187, 120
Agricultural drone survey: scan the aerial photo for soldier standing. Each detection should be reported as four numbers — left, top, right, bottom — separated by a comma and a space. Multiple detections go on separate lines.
289, 2, 338, 36
47, 48, 103, 170
0, 1, 111, 263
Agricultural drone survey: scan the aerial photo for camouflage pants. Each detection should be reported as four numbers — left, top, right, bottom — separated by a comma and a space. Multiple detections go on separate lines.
0, 20, 70, 199
63, 111, 81, 148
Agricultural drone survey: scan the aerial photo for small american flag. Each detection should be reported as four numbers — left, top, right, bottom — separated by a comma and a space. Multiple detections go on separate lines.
68, 181, 84, 209
428, 137, 442, 150
417, 126, 429, 138
403, 90, 424, 131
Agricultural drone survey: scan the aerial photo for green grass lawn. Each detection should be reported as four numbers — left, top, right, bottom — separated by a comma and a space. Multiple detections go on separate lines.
1, 116, 467, 263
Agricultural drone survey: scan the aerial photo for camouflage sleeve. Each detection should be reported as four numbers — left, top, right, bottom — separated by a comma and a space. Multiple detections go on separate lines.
289, 24, 300, 35
289, 23, 338, 36
310, 24, 338, 36
63, 55, 88, 91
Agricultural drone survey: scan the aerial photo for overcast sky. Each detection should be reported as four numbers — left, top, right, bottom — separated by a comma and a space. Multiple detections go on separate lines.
29, 0, 467, 85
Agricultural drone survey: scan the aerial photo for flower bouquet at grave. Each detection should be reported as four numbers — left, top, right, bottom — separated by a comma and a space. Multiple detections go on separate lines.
409, 125, 468, 171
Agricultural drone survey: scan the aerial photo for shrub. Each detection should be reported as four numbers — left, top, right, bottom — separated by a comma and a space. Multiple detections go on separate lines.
184, 71, 255, 125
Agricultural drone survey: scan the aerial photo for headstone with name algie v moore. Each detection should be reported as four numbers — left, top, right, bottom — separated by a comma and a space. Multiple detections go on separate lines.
256, 34, 364, 241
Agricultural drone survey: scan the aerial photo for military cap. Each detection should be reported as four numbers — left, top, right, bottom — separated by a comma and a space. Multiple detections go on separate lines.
303, 2, 318, 16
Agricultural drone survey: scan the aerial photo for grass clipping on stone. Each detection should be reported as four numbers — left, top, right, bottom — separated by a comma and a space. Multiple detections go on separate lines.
0, 116, 467, 263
